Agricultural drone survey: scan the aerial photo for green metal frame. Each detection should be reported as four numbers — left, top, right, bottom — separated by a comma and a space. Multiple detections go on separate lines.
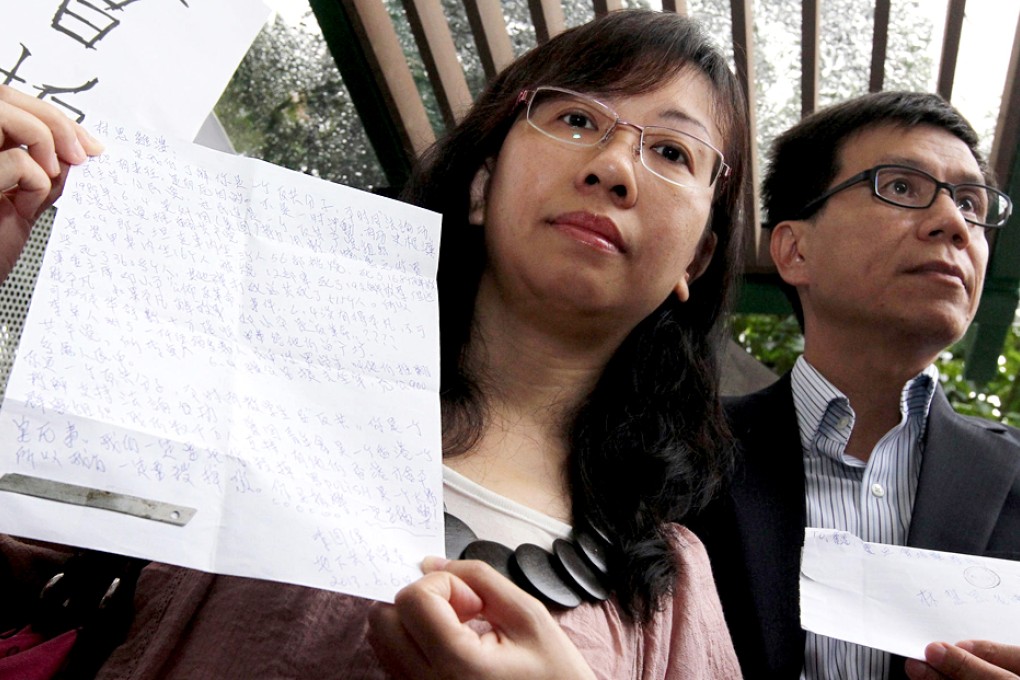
965, 148, 1020, 382
734, 274, 793, 316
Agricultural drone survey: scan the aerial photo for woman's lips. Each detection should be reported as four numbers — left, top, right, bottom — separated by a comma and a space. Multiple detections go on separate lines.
550, 212, 626, 253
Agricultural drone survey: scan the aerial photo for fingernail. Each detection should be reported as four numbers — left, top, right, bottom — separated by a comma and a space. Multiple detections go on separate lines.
926, 642, 948, 665
420, 555, 450, 573
70, 138, 87, 164
81, 128, 105, 153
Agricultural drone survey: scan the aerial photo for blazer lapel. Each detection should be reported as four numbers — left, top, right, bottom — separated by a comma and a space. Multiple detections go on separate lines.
908, 387, 1020, 553
889, 388, 1020, 680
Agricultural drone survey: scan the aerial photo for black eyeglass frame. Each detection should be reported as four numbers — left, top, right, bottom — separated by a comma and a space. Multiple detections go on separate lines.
796, 163, 1013, 229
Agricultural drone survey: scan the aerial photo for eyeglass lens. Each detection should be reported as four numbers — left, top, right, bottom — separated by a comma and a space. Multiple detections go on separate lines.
873, 166, 1010, 227
526, 88, 723, 188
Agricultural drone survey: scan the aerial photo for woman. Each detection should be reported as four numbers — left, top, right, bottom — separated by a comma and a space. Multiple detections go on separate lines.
363, 9, 749, 678
1, 9, 746, 679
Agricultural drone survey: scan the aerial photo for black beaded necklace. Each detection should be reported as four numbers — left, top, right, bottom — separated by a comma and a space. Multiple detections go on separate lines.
444, 512, 614, 609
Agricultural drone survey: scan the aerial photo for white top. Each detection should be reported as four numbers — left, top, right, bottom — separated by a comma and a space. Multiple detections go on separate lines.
443, 465, 571, 552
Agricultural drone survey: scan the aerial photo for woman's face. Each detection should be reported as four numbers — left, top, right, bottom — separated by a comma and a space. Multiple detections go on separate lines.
471, 70, 724, 334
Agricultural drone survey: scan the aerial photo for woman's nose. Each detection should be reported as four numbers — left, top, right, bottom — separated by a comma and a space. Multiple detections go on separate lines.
575, 125, 641, 206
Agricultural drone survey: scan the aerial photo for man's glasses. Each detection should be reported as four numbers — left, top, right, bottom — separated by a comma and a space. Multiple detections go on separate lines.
517, 86, 730, 189
797, 164, 1013, 229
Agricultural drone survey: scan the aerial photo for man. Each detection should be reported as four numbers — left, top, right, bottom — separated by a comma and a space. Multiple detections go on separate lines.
693, 91, 1020, 680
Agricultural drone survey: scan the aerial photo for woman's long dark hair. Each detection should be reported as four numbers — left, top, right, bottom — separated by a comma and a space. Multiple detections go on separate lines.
401, 10, 749, 621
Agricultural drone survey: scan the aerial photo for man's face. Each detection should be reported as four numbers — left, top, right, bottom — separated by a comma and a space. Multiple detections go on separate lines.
774, 123, 989, 355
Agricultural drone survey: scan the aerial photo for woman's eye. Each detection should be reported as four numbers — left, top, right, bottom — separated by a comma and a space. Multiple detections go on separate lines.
559, 112, 597, 130
651, 142, 692, 167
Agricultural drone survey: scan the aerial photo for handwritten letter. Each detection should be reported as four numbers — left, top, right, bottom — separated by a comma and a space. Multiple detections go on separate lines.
800, 528, 1020, 659
0, 121, 444, 603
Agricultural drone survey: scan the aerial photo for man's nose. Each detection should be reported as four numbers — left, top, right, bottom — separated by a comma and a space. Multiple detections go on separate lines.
920, 188, 973, 247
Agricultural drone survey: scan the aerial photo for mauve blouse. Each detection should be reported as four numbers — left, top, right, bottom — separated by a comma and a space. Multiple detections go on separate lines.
83, 524, 739, 679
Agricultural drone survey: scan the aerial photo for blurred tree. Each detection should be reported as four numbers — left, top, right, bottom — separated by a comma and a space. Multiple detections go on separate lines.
689, 0, 936, 154
939, 327, 1020, 425
214, 0, 599, 189
213, 13, 386, 189
731, 313, 803, 377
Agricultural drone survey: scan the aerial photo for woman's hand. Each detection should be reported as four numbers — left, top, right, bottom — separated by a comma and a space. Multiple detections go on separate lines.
905, 641, 1020, 680
367, 557, 596, 680
0, 85, 102, 282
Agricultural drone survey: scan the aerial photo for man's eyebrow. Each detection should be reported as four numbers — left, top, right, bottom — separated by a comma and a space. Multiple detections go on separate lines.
879, 155, 985, 184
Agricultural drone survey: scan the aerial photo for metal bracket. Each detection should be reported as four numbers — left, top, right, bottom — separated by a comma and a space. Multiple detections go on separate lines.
0, 473, 196, 526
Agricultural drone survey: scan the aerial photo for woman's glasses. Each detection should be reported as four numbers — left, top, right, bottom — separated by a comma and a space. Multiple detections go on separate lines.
797, 164, 1013, 229
518, 87, 729, 189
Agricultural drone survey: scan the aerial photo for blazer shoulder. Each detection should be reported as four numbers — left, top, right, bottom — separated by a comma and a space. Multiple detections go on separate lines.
723, 374, 792, 425
936, 392, 1020, 448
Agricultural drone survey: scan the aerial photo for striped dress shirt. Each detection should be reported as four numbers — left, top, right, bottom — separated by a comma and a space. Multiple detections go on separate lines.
791, 357, 938, 680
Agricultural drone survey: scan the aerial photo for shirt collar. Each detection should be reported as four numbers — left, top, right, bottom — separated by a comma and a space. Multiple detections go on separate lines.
791, 356, 939, 463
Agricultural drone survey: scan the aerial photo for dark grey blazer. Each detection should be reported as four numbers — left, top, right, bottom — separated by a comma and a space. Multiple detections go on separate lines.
690, 373, 1020, 680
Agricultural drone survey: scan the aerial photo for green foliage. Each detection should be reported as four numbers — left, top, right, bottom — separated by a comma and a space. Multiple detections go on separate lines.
938, 326, 1020, 427
730, 314, 803, 376
731, 314, 1020, 428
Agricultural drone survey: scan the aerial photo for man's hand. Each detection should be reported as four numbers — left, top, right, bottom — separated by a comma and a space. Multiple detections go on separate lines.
367, 557, 596, 680
905, 641, 1020, 680
0, 85, 103, 282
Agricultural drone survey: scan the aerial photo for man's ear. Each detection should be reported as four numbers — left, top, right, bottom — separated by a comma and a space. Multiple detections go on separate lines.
769, 220, 811, 287
468, 163, 492, 226
674, 231, 718, 302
